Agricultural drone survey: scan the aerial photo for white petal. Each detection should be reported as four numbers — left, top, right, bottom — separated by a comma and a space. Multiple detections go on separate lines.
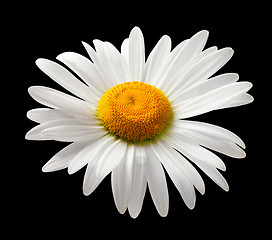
163, 139, 205, 194
82, 155, 102, 196
174, 120, 245, 148
25, 123, 52, 140
81, 41, 113, 91
93, 40, 127, 85
175, 82, 253, 119
223, 93, 254, 108
26, 118, 100, 141
83, 136, 115, 196
144, 35, 171, 85
128, 27, 145, 81
96, 139, 127, 180
27, 108, 92, 123
151, 142, 196, 209
27, 108, 63, 123
162, 46, 218, 95
146, 145, 169, 217
105, 41, 130, 84
152, 39, 187, 90
42, 141, 89, 172
28, 86, 92, 116
171, 30, 209, 67
42, 125, 104, 142
36, 58, 95, 103
166, 47, 234, 97
26, 119, 81, 140
121, 38, 129, 63
56, 52, 103, 98
167, 135, 229, 191
128, 145, 147, 218
175, 128, 246, 158
169, 132, 226, 170
171, 73, 239, 103
112, 144, 134, 214
199, 162, 229, 191
154, 30, 208, 90
169, 39, 188, 59
68, 137, 104, 174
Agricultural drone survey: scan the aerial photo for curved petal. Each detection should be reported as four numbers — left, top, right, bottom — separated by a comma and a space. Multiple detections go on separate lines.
93, 40, 129, 85
170, 135, 229, 191
26, 108, 92, 124
225, 93, 254, 108
173, 126, 246, 159
96, 139, 127, 179
36, 58, 95, 103
121, 38, 129, 63
104, 42, 130, 84
56, 52, 103, 98
68, 137, 103, 174
128, 27, 145, 82
151, 142, 196, 209
82, 41, 114, 91
154, 30, 208, 91
128, 145, 147, 218
42, 125, 104, 142
166, 47, 234, 97
175, 82, 253, 119
25, 118, 102, 141
163, 46, 218, 95
174, 120, 245, 148
83, 136, 115, 196
163, 139, 205, 194
42, 141, 89, 172
82, 155, 102, 196
168, 131, 226, 170
145, 145, 169, 217
28, 86, 92, 116
171, 73, 239, 103
25, 123, 52, 141
144, 35, 171, 85
111, 144, 134, 214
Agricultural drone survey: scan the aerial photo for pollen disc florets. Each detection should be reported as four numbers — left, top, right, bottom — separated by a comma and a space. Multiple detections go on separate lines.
97, 81, 172, 143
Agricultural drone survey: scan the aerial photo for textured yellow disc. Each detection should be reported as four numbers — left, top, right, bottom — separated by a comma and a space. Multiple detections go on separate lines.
97, 81, 172, 143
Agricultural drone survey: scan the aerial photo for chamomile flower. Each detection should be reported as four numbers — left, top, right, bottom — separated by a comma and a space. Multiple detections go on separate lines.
26, 27, 253, 218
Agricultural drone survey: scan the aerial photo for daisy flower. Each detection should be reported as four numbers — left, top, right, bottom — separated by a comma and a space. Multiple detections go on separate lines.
26, 27, 253, 218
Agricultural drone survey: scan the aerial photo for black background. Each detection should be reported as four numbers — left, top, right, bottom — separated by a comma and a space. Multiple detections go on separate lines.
13, 1, 267, 238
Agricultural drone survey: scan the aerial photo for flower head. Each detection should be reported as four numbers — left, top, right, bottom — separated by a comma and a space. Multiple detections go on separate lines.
26, 27, 253, 218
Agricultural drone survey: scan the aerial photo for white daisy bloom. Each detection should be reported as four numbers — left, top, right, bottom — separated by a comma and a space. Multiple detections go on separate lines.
26, 27, 253, 218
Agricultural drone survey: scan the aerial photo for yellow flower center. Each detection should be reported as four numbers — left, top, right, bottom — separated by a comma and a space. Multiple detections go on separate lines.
97, 81, 173, 143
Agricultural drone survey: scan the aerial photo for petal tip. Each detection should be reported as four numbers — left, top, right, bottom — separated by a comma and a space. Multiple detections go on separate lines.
83, 186, 91, 196
132, 26, 141, 32
159, 212, 168, 217
35, 58, 49, 69
81, 41, 90, 50
226, 47, 234, 55
67, 167, 74, 175
201, 29, 209, 37
199, 187, 205, 195
42, 163, 51, 172
187, 203, 195, 210
25, 132, 30, 140
56, 53, 65, 61
27, 86, 34, 94
35, 58, 43, 66
129, 210, 140, 219
130, 26, 143, 38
